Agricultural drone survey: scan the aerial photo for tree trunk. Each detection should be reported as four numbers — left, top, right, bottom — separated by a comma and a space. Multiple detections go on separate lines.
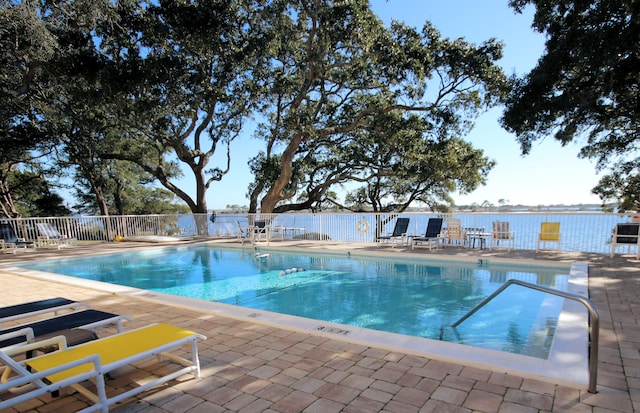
260, 134, 303, 213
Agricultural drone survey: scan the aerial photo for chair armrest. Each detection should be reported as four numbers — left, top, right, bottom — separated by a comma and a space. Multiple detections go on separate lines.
0, 327, 36, 346
3, 334, 69, 358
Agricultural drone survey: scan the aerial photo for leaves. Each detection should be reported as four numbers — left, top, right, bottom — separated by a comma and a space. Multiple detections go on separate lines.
502, 0, 640, 209
253, 0, 507, 212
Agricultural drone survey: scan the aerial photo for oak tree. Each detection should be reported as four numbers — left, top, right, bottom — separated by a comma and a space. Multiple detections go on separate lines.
502, 0, 640, 210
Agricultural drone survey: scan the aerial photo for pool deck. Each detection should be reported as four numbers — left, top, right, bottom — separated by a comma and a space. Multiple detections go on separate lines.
0, 238, 638, 412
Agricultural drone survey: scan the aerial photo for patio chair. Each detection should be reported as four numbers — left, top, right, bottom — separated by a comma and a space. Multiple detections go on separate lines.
412, 218, 444, 250
445, 218, 465, 246
0, 223, 36, 253
235, 220, 251, 244
0, 309, 130, 349
35, 223, 77, 249
490, 221, 515, 251
252, 220, 270, 244
0, 298, 88, 324
536, 222, 561, 252
0, 323, 206, 411
611, 223, 640, 259
377, 217, 410, 247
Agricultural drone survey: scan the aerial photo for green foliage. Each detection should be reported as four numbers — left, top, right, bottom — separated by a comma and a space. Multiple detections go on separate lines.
591, 162, 640, 212
253, 1, 507, 212
503, 0, 640, 210
337, 112, 495, 212
5, 170, 70, 217
90, 0, 277, 213
2, 0, 508, 216
73, 160, 189, 216
1, 0, 275, 215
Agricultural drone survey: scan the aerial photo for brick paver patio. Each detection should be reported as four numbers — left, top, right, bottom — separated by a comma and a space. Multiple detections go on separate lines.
0, 239, 638, 412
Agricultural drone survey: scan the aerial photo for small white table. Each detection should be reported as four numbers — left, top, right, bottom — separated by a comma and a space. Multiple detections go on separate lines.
466, 231, 491, 249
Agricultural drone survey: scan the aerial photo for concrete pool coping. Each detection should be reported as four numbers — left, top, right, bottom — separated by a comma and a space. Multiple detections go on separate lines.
1, 242, 592, 390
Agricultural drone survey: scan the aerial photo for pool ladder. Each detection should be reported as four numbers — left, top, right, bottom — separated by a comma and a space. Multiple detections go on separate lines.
451, 279, 600, 394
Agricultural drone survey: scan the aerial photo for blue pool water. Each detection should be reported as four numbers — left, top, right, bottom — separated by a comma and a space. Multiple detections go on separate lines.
18, 245, 570, 358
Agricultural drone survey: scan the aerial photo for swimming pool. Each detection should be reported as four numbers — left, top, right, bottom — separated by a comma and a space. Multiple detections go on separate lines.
17, 244, 571, 359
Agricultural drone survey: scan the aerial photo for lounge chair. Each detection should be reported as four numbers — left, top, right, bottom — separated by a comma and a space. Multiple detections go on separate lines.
0, 222, 36, 253
0, 298, 88, 324
445, 218, 465, 246
0, 310, 130, 349
0, 323, 206, 412
377, 218, 410, 247
490, 221, 515, 251
36, 223, 77, 249
412, 218, 444, 250
611, 223, 640, 259
536, 222, 561, 252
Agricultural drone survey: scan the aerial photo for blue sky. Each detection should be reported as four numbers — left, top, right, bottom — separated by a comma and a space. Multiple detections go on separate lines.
197, 0, 604, 210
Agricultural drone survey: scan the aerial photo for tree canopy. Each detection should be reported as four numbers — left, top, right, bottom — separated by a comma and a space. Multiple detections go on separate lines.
250, 1, 508, 213
1, 0, 511, 216
502, 0, 640, 211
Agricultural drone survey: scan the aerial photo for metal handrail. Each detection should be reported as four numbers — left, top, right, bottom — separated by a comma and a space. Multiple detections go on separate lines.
451, 279, 599, 393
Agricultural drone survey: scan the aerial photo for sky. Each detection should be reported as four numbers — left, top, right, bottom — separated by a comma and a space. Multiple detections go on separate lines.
187, 0, 605, 210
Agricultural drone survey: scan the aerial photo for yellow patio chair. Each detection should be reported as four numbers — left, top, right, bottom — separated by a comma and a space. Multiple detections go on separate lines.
536, 222, 561, 252
0, 323, 206, 412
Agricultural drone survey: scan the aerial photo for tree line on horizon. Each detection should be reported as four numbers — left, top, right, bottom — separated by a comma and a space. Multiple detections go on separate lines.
1, 0, 637, 226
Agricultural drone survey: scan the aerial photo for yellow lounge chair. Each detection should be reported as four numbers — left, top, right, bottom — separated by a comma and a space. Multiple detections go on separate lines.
537, 222, 561, 252
0, 323, 206, 412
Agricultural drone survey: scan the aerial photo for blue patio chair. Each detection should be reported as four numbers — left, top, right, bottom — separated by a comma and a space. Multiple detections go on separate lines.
412, 218, 444, 250
252, 220, 270, 244
611, 223, 640, 259
377, 218, 410, 247
0, 222, 36, 253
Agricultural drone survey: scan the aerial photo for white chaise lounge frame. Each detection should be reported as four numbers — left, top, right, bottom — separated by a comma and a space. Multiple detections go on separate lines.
0, 323, 206, 413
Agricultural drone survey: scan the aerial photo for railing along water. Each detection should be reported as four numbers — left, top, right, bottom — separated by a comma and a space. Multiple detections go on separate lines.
2, 211, 638, 254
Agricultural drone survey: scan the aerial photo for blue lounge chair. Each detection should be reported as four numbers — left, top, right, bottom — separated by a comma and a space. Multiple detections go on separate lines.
377, 218, 410, 247
0, 310, 130, 349
611, 223, 640, 259
0, 298, 88, 324
0, 222, 36, 253
412, 218, 444, 250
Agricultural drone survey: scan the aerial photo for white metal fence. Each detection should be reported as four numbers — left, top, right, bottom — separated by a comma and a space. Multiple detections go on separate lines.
2, 211, 638, 255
